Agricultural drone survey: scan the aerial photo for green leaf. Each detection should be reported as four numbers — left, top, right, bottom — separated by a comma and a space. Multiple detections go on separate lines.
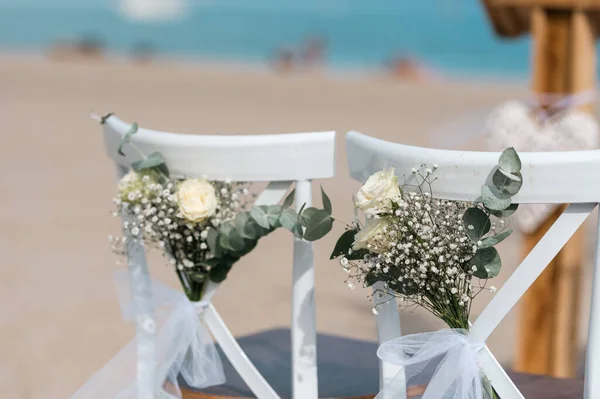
291, 223, 304, 239
299, 207, 320, 227
132, 152, 170, 177
303, 209, 333, 241
235, 212, 257, 239
250, 206, 270, 229
481, 185, 512, 211
267, 205, 283, 228
100, 112, 114, 125
218, 224, 235, 251
489, 203, 519, 218
364, 270, 381, 287
462, 208, 491, 242
492, 169, 522, 196
282, 189, 295, 209
471, 247, 502, 279
208, 258, 238, 283
227, 228, 245, 252
321, 186, 332, 215
330, 229, 358, 259
280, 208, 299, 232
347, 248, 369, 261
498, 147, 521, 174
117, 122, 139, 156
206, 228, 221, 257
479, 230, 513, 249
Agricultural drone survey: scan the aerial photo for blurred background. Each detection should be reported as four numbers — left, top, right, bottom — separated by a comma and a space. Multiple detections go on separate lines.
0, 1, 597, 398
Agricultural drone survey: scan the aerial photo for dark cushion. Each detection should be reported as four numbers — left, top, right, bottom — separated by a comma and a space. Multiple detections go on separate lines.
182, 328, 380, 398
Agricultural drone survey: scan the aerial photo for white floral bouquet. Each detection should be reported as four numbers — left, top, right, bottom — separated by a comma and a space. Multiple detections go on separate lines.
109, 121, 335, 301
331, 148, 523, 399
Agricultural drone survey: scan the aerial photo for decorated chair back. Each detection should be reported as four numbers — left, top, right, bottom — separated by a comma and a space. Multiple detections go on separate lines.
346, 130, 600, 399
102, 115, 336, 399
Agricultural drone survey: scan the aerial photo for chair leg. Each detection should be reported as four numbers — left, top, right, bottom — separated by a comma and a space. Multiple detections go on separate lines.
203, 305, 280, 399
292, 179, 318, 399
584, 212, 600, 399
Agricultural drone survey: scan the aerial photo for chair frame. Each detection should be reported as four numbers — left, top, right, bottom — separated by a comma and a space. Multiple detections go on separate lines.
346, 130, 600, 399
102, 116, 336, 399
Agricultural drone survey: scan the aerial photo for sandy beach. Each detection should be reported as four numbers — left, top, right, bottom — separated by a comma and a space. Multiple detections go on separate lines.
0, 55, 595, 398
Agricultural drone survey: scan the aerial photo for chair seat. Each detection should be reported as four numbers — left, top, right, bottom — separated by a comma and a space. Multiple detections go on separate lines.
182, 328, 380, 399
181, 328, 584, 399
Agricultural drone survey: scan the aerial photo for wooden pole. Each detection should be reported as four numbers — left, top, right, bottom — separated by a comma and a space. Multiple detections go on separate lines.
515, 7, 596, 378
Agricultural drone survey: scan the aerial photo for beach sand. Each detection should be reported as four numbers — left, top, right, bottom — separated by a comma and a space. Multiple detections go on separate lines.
0, 55, 594, 398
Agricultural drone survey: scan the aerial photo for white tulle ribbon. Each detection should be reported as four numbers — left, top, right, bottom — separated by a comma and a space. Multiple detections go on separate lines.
70, 270, 225, 399
375, 329, 492, 399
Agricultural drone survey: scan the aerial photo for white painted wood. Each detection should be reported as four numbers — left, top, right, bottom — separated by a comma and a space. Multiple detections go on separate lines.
585, 214, 600, 399
471, 203, 595, 343
103, 116, 335, 182
102, 118, 335, 399
117, 166, 156, 399
347, 130, 600, 204
204, 305, 280, 399
345, 130, 600, 398
372, 282, 404, 399
291, 180, 318, 399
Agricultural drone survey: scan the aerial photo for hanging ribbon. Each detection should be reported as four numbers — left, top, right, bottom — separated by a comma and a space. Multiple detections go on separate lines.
375, 329, 491, 399
70, 270, 225, 399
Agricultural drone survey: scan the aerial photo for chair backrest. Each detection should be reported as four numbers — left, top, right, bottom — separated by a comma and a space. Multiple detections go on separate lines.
101, 115, 336, 399
346, 130, 600, 399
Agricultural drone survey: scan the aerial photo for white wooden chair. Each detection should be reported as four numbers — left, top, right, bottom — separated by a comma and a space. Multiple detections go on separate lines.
101, 115, 336, 399
346, 130, 600, 399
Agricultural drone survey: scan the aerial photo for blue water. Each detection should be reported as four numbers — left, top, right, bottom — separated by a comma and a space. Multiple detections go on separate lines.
0, 1, 536, 77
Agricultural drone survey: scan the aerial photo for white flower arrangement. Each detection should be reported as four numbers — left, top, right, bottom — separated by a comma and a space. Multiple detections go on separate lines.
107, 118, 335, 301
331, 148, 523, 330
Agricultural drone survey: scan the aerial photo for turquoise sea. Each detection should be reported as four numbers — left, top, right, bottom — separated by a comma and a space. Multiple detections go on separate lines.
0, 1, 540, 77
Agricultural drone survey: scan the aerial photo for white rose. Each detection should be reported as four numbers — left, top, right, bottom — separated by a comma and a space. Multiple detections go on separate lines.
353, 218, 390, 254
355, 168, 400, 214
177, 179, 218, 222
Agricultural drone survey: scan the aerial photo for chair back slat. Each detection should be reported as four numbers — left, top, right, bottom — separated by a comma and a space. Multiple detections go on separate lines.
103, 116, 335, 182
254, 181, 293, 206
347, 130, 600, 204
478, 347, 524, 399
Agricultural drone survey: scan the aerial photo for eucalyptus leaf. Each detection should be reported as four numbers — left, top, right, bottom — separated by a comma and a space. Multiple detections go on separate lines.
117, 122, 139, 156
279, 208, 299, 231
209, 258, 237, 283
227, 228, 246, 252
498, 147, 521, 174
303, 209, 333, 241
462, 208, 491, 242
479, 230, 513, 249
347, 248, 369, 261
321, 186, 332, 215
132, 152, 170, 177
206, 228, 221, 257
267, 205, 283, 227
330, 229, 358, 259
218, 224, 235, 251
291, 223, 304, 239
481, 185, 512, 211
250, 206, 270, 229
471, 247, 502, 279
282, 189, 295, 209
235, 212, 256, 239
299, 207, 320, 227
489, 203, 519, 218
492, 169, 522, 196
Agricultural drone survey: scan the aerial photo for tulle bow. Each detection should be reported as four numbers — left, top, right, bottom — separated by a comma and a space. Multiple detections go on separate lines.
70, 270, 225, 399
375, 329, 491, 399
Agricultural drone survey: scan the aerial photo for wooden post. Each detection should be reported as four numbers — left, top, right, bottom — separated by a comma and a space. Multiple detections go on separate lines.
514, 7, 596, 378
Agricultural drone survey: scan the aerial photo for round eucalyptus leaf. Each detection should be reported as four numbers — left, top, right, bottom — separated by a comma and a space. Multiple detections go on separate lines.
471, 247, 501, 279
303, 209, 333, 241
498, 147, 522, 174
479, 230, 512, 249
250, 206, 270, 229
462, 207, 491, 242
489, 203, 519, 218
266, 205, 283, 227
235, 212, 257, 239
492, 169, 522, 196
299, 207, 320, 227
481, 185, 512, 211
228, 228, 246, 252
279, 208, 299, 231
